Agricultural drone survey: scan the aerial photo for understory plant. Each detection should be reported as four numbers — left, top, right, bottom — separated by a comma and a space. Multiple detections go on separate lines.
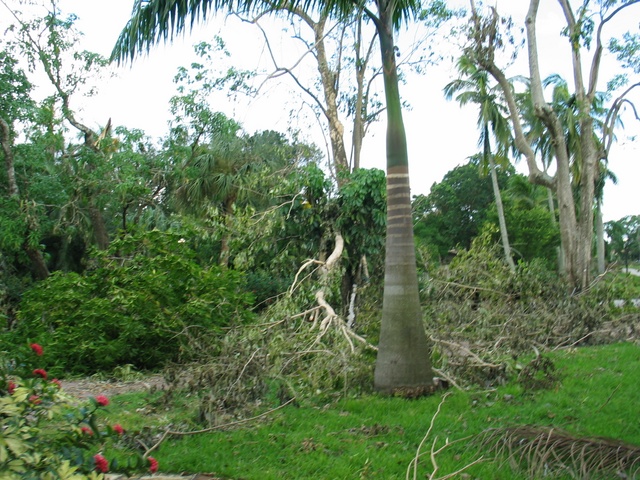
6, 229, 255, 376
0, 343, 158, 478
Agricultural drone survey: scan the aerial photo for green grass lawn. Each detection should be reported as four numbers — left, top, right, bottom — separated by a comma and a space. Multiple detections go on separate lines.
103, 342, 640, 479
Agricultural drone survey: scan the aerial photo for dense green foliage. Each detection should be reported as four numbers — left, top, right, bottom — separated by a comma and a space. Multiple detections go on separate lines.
6, 230, 254, 375
486, 201, 559, 268
1, 2, 638, 478
413, 161, 512, 260
606, 215, 640, 265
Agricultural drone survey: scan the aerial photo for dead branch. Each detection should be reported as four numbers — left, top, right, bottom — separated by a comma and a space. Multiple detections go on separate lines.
432, 368, 463, 392
408, 392, 451, 480
289, 259, 323, 295
407, 393, 484, 479
431, 279, 511, 297
314, 289, 376, 352
323, 233, 344, 271
225, 348, 261, 399
287, 232, 376, 352
596, 383, 621, 412
144, 398, 296, 457
289, 306, 322, 320
431, 337, 502, 369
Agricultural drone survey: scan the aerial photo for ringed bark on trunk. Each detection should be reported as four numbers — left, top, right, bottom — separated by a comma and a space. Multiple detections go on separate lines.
374, 165, 433, 393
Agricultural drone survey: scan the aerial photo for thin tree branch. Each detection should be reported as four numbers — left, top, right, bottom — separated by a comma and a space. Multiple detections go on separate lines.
144, 398, 297, 456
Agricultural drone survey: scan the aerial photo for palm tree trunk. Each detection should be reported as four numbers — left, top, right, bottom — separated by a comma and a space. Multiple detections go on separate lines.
546, 186, 564, 274
595, 199, 605, 274
485, 126, 515, 273
373, 14, 433, 394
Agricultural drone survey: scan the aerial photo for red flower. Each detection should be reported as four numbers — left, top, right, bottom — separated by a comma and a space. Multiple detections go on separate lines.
29, 395, 42, 405
7, 381, 16, 395
81, 426, 93, 436
93, 454, 109, 473
33, 369, 47, 379
112, 424, 124, 435
50, 378, 62, 389
148, 456, 159, 473
30, 343, 43, 356
94, 395, 109, 406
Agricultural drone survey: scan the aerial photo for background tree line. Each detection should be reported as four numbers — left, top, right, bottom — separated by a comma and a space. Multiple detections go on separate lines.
1, 0, 638, 394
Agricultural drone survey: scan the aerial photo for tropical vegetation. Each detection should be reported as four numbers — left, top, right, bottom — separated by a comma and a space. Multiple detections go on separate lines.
0, 0, 639, 478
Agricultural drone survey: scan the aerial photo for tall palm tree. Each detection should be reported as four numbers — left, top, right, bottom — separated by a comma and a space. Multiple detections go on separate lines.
112, 0, 433, 394
444, 56, 516, 273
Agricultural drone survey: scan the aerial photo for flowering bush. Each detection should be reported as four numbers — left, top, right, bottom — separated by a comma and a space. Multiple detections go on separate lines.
0, 343, 160, 479
30, 343, 44, 356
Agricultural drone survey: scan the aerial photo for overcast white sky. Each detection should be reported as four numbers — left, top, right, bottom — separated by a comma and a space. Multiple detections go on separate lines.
5, 0, 639, 222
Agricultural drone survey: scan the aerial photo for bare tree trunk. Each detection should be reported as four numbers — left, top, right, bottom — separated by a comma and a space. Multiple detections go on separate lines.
466, 0, 619, 290
23, 242, 50, 280
0, 118, 19, 197
283, 10, 349, 184
485, 128, 515, 273
350, 15, 376, 171
89, 204, 110, 250
595, 199, 605, 274
547, 187, 564, 275
313, 17, 349, 183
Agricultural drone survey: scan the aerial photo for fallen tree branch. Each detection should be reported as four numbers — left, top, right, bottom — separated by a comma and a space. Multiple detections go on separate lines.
432, 368, 463, 392
144, 398, 297, 457
431, 279, 512, 297
408, 393, 451, 480
288, 232, 377, 352
431, 337, 502, 369
479, 425, 640, 478
224, 348, 261, 402
407, 393, 484, 479
323, 233, 343, 271
314, 289, 377, 352
289, 259, 323, 295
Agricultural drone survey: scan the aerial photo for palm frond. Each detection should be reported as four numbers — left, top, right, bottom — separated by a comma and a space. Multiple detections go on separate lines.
112, 0, 422, 64
112, 0, 217, 64
479, 425, 640, 479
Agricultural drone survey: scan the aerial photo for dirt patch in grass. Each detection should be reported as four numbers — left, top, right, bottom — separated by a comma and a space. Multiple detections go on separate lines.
61, 374, 167, 399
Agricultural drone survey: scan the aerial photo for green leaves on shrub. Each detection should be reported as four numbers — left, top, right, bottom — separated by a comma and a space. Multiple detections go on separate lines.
9, 229, 254, 375
1, 343, 158, 478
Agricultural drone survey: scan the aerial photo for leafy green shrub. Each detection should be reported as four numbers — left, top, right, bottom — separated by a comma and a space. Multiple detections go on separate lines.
6, 229, 254, 376
244, 269, 290, 310
0, 343, 158, 478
